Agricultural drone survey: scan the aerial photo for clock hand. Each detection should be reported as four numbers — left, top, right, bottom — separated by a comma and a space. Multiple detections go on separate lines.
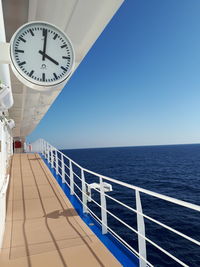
42, 29, 47, 61
39, 50, 59, 65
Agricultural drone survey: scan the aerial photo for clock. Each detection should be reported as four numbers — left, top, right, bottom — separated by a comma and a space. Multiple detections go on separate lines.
10, 21, 75, 91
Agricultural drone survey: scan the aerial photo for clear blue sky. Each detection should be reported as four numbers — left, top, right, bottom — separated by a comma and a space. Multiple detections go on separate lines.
27, 0, 200, 149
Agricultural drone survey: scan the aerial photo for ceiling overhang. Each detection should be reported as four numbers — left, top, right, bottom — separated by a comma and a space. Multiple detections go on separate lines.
1, 0, 124, 138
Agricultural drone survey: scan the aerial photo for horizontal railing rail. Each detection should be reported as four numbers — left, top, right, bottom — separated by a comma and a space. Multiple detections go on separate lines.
30, 138, 200, 267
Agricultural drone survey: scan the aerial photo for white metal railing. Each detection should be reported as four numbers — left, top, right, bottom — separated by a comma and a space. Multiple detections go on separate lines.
30, 138, 200, 267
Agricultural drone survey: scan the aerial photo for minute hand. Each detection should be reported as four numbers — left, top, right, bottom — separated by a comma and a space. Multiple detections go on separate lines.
42, 29, 47, 61
39, 50, 59, 65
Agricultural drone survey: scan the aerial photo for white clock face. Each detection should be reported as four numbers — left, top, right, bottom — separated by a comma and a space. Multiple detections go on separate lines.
10, 21, 75, 90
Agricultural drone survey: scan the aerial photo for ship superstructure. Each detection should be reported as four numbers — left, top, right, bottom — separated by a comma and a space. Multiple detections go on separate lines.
0, 1, 200, 266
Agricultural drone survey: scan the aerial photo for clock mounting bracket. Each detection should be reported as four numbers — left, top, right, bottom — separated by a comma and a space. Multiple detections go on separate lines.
0, 42, 11, 64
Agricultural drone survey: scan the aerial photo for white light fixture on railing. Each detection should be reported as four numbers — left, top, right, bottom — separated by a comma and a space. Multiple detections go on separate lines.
87, 182, 112, 202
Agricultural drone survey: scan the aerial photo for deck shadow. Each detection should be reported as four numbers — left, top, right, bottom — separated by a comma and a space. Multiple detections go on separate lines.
44, 209, 78, 219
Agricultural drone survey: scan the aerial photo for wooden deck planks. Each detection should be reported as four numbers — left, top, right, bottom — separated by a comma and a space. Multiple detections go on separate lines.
0, 153, 121, 267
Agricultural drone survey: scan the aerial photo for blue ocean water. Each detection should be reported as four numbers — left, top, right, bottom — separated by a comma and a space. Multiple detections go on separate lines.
62, 144, 200, 266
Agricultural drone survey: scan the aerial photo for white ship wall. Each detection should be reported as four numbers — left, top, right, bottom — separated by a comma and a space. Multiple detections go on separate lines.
0, 120, 13, 248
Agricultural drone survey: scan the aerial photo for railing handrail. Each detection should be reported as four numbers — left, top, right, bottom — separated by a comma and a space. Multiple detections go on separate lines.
41, 139, 200, 212
52, 151, 200, 248
83, 168, 200, 212
30, 138, 200, 267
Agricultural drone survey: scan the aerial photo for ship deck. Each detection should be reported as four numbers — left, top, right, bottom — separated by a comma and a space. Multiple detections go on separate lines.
0, 153, 121, 267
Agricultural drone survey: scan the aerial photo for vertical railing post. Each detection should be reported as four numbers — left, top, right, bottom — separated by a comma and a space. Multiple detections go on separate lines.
43, 140, 45, 155
99, 176, 108, 234
49, 145, 51, 163
50, 146, 54, 168
69, 160, 74, 195
47, 144, 50, 163
55, 150, 58, 174
135, 190, 147, 267
40, 139, 42, 153
45, 142, 48, 159
81, 169, 88, 213
61, 154, 65, 183
40, 139, 42, 154
42, 139, 45, 155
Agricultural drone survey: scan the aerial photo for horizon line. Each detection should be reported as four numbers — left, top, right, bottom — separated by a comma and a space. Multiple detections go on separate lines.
58, 142, 200, 151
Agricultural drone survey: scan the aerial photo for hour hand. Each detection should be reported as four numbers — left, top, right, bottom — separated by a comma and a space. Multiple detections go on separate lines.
38, 50, 59, 65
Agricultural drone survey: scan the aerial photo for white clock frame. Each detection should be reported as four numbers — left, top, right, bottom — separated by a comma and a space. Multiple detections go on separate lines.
9, 21, 75, 91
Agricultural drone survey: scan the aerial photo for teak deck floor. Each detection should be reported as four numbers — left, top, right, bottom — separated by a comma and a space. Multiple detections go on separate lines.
0, 153, 121, 267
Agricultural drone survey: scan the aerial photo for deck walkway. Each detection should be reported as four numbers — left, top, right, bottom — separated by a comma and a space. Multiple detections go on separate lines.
0, 153, 121, 267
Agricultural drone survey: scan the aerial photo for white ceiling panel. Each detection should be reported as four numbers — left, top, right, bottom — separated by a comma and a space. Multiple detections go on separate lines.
2, 0, 124, 138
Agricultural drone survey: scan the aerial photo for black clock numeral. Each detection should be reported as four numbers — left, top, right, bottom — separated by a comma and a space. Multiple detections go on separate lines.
61, 66, 67, 72
30, 29, 34, 36
19, 61, 26, 66
15, 49, 24, 53
62, 56, 70, 60
29, 70, 34, 77
61, 44, 67, 48
19, 36, 26, 43
42, 73, 45, 82
53, 73, 58, 79
53, 34, 58, 40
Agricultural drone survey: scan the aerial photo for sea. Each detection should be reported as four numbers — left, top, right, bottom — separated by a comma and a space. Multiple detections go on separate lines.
61, 144, 200, 267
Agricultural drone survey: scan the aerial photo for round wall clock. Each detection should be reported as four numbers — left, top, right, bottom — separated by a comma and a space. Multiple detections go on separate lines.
10, 21, 75, 91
